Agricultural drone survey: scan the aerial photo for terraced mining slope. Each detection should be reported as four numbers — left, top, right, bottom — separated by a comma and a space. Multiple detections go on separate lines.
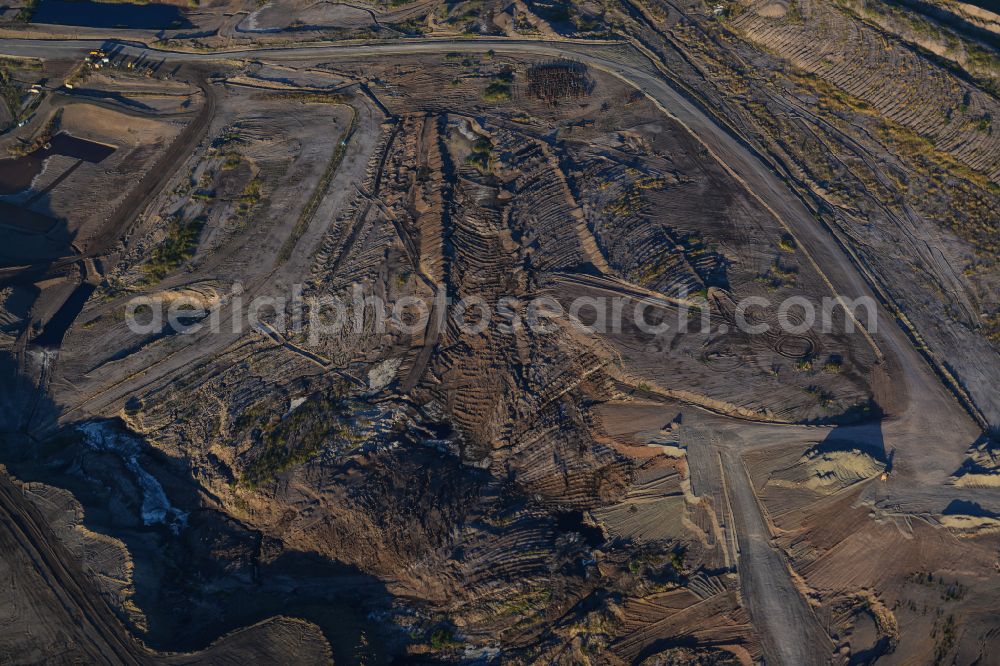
614, 0, 1000, 426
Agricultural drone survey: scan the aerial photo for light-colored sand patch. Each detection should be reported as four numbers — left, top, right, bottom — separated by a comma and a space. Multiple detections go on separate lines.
594, 495, 686, 543
650, 444, 686, 458
952, 441, 1000, 487
939, 514, 1000, 535
368, 357, 402, 390
138, 283, 226, 310
244, 0, 376, 32
952, 441, 1000, 488
955, 2, 1000, 32
801, 449, 883, 490
757, 1, 789, 18
60, 103, 175, 145
953, 472, 1000, 488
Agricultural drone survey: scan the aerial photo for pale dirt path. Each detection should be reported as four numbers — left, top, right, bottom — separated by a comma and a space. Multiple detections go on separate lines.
720, 446, 832, 666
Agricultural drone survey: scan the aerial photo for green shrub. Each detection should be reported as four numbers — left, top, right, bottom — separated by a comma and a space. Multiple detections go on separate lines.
428, 627, 461, 651
241, 394, 351, 487
142, 215, 206, 283
482, 80, 511, 102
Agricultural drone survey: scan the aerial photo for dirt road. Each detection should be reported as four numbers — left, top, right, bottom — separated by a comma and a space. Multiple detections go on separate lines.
719, 448, 832, 665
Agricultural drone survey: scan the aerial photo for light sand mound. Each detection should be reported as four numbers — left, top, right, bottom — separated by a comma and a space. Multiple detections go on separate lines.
953, 473, 1000, 488
939, 514, 1000, 535
61, 103, 173, 144
952, 440, 1000, 487
142, 284, 225, 309
650, 444, 686, 458
245, 0, 376, 32
801, 448, 884, 491
757, 1, 789, 18
954, 2, 1000, 34
368, 357, 402, 389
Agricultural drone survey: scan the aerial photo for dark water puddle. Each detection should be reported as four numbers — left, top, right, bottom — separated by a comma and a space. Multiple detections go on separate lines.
32, 282, 95, 348
31, 0, 192, 29
0, 132, 116, 195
